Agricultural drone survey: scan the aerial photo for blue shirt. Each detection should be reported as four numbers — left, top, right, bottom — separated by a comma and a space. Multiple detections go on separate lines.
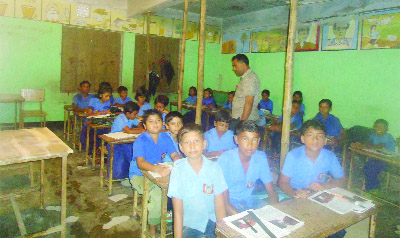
223, 101, 232, 110
164, 131, 181, 162
203, 97, 216, 108
369, 132, 395, 151
72, 94, 95, 109
314, 113, 343, 137
88, 98, 111, 112
138, 102, 152, 116
279, 113, 303, 130
129, 132, 177, 178
259, 99, 273, 113
300, 103, 305, 116
185, 96, 197, 104
115, 96, 133, 105
217, 148, 273, 208
204, 128, 236, 152
168, 157, 228, 233
281, 145, 345, 190
111, 114, 140, 133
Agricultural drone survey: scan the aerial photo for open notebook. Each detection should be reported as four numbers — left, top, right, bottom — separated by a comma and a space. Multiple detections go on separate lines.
105, 132, 140, 140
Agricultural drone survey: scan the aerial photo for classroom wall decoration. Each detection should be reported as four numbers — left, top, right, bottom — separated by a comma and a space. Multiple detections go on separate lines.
42, 0, 70, 24
362, 10, 400, 50
251, 27, 288, 53
322, 19, 359, 51
206, 25, 221, 44
15, 0, 41, 20
221, 30, 250, 54
0, 0, 14, 17
110, 9, 144, 34
295, 21, 320, 52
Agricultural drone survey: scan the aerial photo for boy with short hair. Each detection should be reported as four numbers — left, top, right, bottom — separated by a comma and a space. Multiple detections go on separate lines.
278, 120, 346, 198
217, 120, 279, 215
164, 111, 184, 162
168, 123, 227, 238
72, 81, 95, 113
154, 95, 170, 122
204, 110, 237, 158
259, 89, 273, 114
129, 109, 180, 236
114, 86, 133, 106
314, 99, 344, 137
223, 91, 235, 110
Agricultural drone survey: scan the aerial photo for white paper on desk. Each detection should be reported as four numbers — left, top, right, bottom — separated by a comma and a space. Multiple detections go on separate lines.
147, 162, 173, 178
87, 114, 110, 119
105, 132, 139, 140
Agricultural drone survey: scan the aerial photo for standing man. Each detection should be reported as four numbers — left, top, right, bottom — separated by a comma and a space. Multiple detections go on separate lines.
231, 54, 260, 129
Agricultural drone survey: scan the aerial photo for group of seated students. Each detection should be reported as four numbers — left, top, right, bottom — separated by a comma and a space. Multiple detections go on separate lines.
72, 82, 395, 238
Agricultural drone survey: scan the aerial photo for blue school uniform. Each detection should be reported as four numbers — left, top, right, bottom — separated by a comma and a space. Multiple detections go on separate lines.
129, 132, 177, 178
223, 101, 232, 110
259, 99, 273, 113
314, 113, 343, 137
364, 132, 396, 190
138, 102, 152, 116
203, 97, 216, 108
164, 131, 180, 162
204, 128, 236, 153
88, 98, 111, 112
185, 96, 197, 104
168, 156, 228, 233
281, 145, 345, 191
278, 113, 303, 130
73, 93, 95, 109
111, 114, 140, 133
217, 148, 273, 211
300, 103, 305, 116
114, 96, 133, 105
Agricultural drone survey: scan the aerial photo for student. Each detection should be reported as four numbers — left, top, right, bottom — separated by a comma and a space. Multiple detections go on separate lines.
293, 91, 305, 117
313, 99, 344, 137
154, 95, 170, 122
168, 123, 227, 238
135, 90, 152, 116
204, 110, 237, 158
185, 86, 197, 105
353, 119, 395, 191
114, 86, 132, 106
223, 91, 235, 110
72, 81, 95, 113
202, 88, 216, 109
108, 101, 143, 179
164, 111, 184, 162
129, 109, 180, 236
217, 120, 279, 215
99, 82, 115, 105
259, 89, 273, 114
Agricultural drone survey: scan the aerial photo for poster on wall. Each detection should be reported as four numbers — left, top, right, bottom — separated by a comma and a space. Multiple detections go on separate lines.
172, 19, 198, 40
206, 25, 221, 44
295, 21, 320, 52
111, 9, 144, 34
362, 10, 400, 49
42, 0, 70, 24
322, 20, 359, 51
251, 27, 288, 53
0, 0, 15, 17
15, 0, 41, 20
222, 30, 250, 54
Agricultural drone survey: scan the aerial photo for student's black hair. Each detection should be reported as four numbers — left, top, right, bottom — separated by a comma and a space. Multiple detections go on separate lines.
261, 89, 270, 96
154, 95, 170, 107
319, 99, 332, 108
80, 81, 91, 87
215, 110, 231, 123
301, 120, 327, 136
374, 119, 389, 128
178, 123, 204, 144
124, 101, 140, 114
142, 109, 162, 124
292, 100, 301, 106
188, 86, 197, 96
231, 54, 249, 66
117, 86, 128, 93
99, 82, 113, 92
165, 111, 183, 124
235, 120, 260, 136
135, 90, 149, 102
228, 91, 235, 96
98, 86, 112, 98
293, 91, 303, 103
204, 88, 213, 97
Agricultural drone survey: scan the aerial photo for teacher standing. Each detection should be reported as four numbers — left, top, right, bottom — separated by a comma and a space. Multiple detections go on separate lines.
231, 54, 260, 125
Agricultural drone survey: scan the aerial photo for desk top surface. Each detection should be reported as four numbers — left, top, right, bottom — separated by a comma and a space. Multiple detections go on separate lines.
0, 94, 25, 103
0, 127, 73, 166
349, 146, 400, 165
216, 197, 377, 238
142, 170, 170, 190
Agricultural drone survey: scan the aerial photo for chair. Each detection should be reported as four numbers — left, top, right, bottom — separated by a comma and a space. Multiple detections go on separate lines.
20, 89, 47, 128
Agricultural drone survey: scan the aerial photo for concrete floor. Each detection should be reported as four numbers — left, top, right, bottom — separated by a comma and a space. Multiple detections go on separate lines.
0, 124, 399, 237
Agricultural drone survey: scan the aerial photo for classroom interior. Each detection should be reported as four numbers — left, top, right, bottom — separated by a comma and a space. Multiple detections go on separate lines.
1, 0, 400, 237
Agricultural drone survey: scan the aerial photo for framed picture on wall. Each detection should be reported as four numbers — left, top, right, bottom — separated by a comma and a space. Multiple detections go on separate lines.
322, 19, 359, 51
222, 30, 250, 54
251, 27, 287, 53
295, 21, 320, 52
361, 9, 400, 50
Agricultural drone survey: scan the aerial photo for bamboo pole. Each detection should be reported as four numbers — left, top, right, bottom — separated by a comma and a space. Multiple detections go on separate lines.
195, 0, 207, 125
280, 0, 298, 169
145, 11, 152, 90
177, 0, 189, 112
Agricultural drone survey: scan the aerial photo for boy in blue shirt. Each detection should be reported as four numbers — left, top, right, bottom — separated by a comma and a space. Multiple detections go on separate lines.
223, 91, 235, 111
154, 95, 170, 123
114, 86, 132, 106
218, 120, 278, 215
164, 111, 184, 162
168, 123, 227, 238
136, 90, 152, 117
129, 109, 180, 236
185, 86, 197, 105
72, 81, 95, 113
293, 91, 305, 117
353, 119, 396, 191
259, 89, 273, 114
313, 99, 344, 137
204, 110, 236, 158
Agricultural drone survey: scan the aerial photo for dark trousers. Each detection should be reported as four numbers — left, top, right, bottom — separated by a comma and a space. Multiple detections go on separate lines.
364, 159, 386, 191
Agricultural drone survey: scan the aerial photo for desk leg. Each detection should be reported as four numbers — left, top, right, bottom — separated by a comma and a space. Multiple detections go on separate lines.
85, 125, 90, 165
348, 151, 355, 190
206, 114, 210, 131
19, 101, 23, 129
100, 140, 105, 188
14, 102, 17, 130
141, 177, 149, 238
72, 115, 77, 149
40, 160, 45, 208
109, 145, 114, 196
61, 155, 67, 238
63, 109, 67, 139
67, 114, 72, 141
263, 126, 268, 152
79, 120, 83, 152
368, 214, 376, 238
29, 162, 35, 188
160, 188, 168, 238
92, 129, 97, 169
342, 146, 347, 173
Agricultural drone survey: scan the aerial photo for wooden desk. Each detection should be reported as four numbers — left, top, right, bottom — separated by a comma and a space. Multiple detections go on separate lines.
216, 198, 377, 238
63, 105, 74, 141
141, 170, 170, 238
72, 112, 88, 152
0, 128, 73, 238
170, 101, 220, 130
98, 134, 138, 195
0, 94, 25, 129
85, 121, 111, 168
